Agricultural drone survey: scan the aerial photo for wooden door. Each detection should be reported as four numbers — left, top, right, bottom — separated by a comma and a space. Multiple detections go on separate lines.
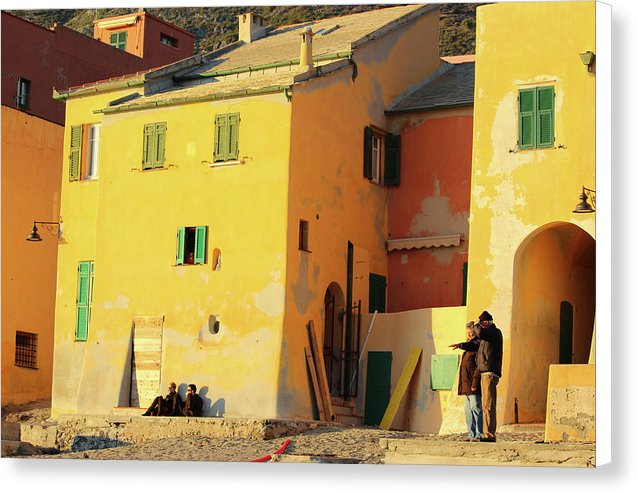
364, 351, 392, 426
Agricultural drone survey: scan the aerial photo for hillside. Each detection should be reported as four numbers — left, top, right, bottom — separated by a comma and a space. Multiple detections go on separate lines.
8, 4, 483, 56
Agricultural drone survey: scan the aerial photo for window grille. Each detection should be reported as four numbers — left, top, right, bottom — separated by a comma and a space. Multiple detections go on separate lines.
15, 331, 38, 369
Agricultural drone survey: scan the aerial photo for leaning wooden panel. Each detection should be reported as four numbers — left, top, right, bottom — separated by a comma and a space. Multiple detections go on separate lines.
379, 347, 422, 430
130, 316, 164, 408
305, 347, 327, 421
307, 320, 335, 421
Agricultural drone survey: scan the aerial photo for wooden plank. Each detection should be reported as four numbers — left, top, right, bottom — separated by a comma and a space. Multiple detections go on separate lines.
305, 347, 327, 421
307, 320, 335, 421
379, 347, 422, 430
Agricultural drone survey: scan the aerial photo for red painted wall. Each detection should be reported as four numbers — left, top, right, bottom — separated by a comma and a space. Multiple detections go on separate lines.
387, 110, 473, 312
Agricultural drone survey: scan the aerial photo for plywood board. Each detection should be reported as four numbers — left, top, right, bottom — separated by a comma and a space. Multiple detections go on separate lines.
305, 347, 327, 421
130, 316, 164, 408
379, 347, 422, 430
307, 320, 335, 421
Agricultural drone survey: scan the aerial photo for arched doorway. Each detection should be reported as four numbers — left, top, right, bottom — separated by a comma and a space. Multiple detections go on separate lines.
508, 222, 595, 423
323, 282, 345, 396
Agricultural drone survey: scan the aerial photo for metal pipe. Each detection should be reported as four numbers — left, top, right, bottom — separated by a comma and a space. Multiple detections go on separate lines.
348, 310, 378, 392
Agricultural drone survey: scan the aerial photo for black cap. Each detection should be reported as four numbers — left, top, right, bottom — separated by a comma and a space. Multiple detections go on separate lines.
479, 311, 493, 322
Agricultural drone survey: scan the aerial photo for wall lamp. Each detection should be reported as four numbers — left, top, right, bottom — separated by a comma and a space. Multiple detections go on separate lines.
573, 187, 596, 213
26, 221, 61, 241
579, 51, 595, 73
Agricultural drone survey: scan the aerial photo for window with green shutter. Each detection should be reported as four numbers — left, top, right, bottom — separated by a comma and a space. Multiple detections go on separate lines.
176, 226, 208, 265
363, 126, 400, 185
110, 31, 127, 51
430, 354, 459, 390
369, 273, 387, 313
518, 85, 554, 149
69, 125, 83, 181
214, 113, 240, 162
75, 261, 94, 341
142, 122, 167, 169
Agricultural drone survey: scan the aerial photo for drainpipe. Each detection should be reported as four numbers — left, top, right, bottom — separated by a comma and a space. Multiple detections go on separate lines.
298, 27, 315, 74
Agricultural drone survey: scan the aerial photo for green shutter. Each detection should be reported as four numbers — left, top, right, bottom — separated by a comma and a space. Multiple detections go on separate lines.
228, 113, 240, 160
364, 351, 392, 426
76, 262, 91, 341
214, 115, 228, 162
430, 354, 459, 390
537, 86, 554, 148
363, 126, 373, 179
194, 226, 207, 264
143, 123, 156, 169
155, 122, 167, 167
110, 32, 118, 47
369, 273, 387, 313
518, 88, 536, 149
69, 125, 83, 181
384, 134, 401, 186
176, 227, 185, 265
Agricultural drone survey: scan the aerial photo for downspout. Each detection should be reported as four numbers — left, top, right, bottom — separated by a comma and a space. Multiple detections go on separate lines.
347, 54, 358, 82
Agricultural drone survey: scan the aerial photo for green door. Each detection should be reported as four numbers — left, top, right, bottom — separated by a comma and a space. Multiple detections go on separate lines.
560, 301, 574, 364
364, 351, 392, 426
369, 273, 386, 313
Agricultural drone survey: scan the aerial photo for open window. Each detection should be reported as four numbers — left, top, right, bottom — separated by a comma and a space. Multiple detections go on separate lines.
68, 123, 101, 181
176, 226, 208, 265
363, 126, 400, 186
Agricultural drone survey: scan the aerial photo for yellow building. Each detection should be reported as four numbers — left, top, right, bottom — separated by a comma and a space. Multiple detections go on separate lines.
464, 1, 596, 436
50, 5, 444, 419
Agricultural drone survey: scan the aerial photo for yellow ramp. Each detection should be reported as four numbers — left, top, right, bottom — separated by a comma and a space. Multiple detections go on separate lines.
379, 347, 422, 430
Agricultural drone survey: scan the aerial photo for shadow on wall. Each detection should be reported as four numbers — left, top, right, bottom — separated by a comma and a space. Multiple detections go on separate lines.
117, 326, 134, 407
178, 383, 225, 417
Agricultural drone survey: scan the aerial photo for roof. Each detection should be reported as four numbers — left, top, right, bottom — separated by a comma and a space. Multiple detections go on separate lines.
385, 60, 475, 114
56, 4, 438, 108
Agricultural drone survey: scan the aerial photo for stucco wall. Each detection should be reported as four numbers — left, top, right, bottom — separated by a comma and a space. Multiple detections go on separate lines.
1, 106, 63, 405
278, 8, 442, 419
51, 88, 293, 418
464, 1, 596, 427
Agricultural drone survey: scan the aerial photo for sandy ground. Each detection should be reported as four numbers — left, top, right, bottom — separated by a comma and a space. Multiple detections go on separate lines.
2, 401, 545, 463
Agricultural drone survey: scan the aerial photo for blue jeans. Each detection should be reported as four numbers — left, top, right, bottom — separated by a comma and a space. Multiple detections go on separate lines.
464, 394, 483, 439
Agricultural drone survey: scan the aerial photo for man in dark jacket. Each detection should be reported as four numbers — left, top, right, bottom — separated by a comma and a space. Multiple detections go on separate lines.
180, 383, 204, 417
143, 382, 183, 416
450, 322, 483, 441
473, 310, 503, 442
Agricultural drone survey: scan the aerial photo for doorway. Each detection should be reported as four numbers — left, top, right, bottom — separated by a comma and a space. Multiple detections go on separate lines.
323, 282, 345, 396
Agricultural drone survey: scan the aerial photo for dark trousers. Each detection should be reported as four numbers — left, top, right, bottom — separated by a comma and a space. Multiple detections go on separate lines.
145, 396, 167, 416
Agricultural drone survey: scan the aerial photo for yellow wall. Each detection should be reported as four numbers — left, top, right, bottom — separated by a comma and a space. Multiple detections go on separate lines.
465, 2, 596, 426
51, 88, 293, 417
2, 106, 62, 405
360, 306, 467, 433
278, 9, 442, 418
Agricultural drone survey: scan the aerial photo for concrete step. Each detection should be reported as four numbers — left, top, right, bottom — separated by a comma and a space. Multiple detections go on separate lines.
1, 421, 21, 441
333, 404, 354, 416
271, 454, 361, 464
335, 414, 364, 427
379, 438, 595, 467
499, 423, 545, 433
112, 407, 147, 416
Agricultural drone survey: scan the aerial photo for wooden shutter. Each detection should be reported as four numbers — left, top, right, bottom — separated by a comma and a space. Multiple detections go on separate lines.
537, 86, 554, 148
69, 125, 83, 181
119, 31, 127, 50
155, 122, 167, 167
369, 273, 387, 313
142, 123, 156, 169
363, 126, 373, 179
430, 354, 459, 390
364, 351, 392, 426
75, 261, 91, 340
110, 32, 118, 47
518, 88, 536, 149
383, 134, 401, 186
194, 226, 207, 264
176, 227, 185, 265
214, 115, 227, 162
228, 113, 240, 160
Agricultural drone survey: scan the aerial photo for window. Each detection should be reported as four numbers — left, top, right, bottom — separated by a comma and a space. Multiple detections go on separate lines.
363, 126, 400, 186
110, 31, 127, 51
76, 261, 94, 341
15, 331, 37, 369
160, 33, 178, 48
430, 354, 459, 390
143, 122, 167, 169
69, 124, 101, 181
368, 273, 387, 313
16, 77, 30, 110
299, 220, 309, 251
214, 113, 240, 162
176, 226, 207, 265
518, 85, 555, 149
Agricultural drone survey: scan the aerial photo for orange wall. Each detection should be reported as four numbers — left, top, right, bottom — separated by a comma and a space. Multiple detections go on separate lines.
1, 106, 62, 405
387, 109, 473, 311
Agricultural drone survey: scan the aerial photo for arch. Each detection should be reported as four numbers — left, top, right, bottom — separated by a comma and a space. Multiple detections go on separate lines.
507, 221, 595, 423
323, 282, 345, 396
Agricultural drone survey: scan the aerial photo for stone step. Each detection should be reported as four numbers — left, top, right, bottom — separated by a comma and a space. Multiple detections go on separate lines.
112, 407, 147, 416
499, 423, 545, 433
333, 404, 354, 416
1, 421, 21, 441
379, 438, 595, 467
335, 414, 364, 427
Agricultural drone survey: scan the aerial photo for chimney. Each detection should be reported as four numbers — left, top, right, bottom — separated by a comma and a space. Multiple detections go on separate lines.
237, 13, 267, 44
298, 27, 315, 73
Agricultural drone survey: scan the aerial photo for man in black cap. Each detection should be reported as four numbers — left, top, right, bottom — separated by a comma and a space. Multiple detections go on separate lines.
473, 311, 503, 442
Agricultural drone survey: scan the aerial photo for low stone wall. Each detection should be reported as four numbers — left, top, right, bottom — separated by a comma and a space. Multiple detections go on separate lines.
544, 364, 595, 443
21, 415, 329, 452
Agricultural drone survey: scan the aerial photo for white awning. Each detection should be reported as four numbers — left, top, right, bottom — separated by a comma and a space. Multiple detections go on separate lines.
387, 233, 463, 252
96, 15, 139, 29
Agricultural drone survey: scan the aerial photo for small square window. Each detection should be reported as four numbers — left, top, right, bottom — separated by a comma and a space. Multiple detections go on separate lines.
299, 220, 309, 251
16, 77, 30, 110
15, 331, 38, 369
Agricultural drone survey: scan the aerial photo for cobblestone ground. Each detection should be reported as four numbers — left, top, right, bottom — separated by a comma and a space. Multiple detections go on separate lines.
3, 404, 545, 463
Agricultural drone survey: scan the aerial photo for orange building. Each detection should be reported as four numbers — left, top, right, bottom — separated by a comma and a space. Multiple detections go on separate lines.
1, 11, 195, 407
385, 57, 475, 312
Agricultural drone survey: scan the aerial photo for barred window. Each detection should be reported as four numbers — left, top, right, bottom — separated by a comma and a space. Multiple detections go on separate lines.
15, 331, 38, 369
